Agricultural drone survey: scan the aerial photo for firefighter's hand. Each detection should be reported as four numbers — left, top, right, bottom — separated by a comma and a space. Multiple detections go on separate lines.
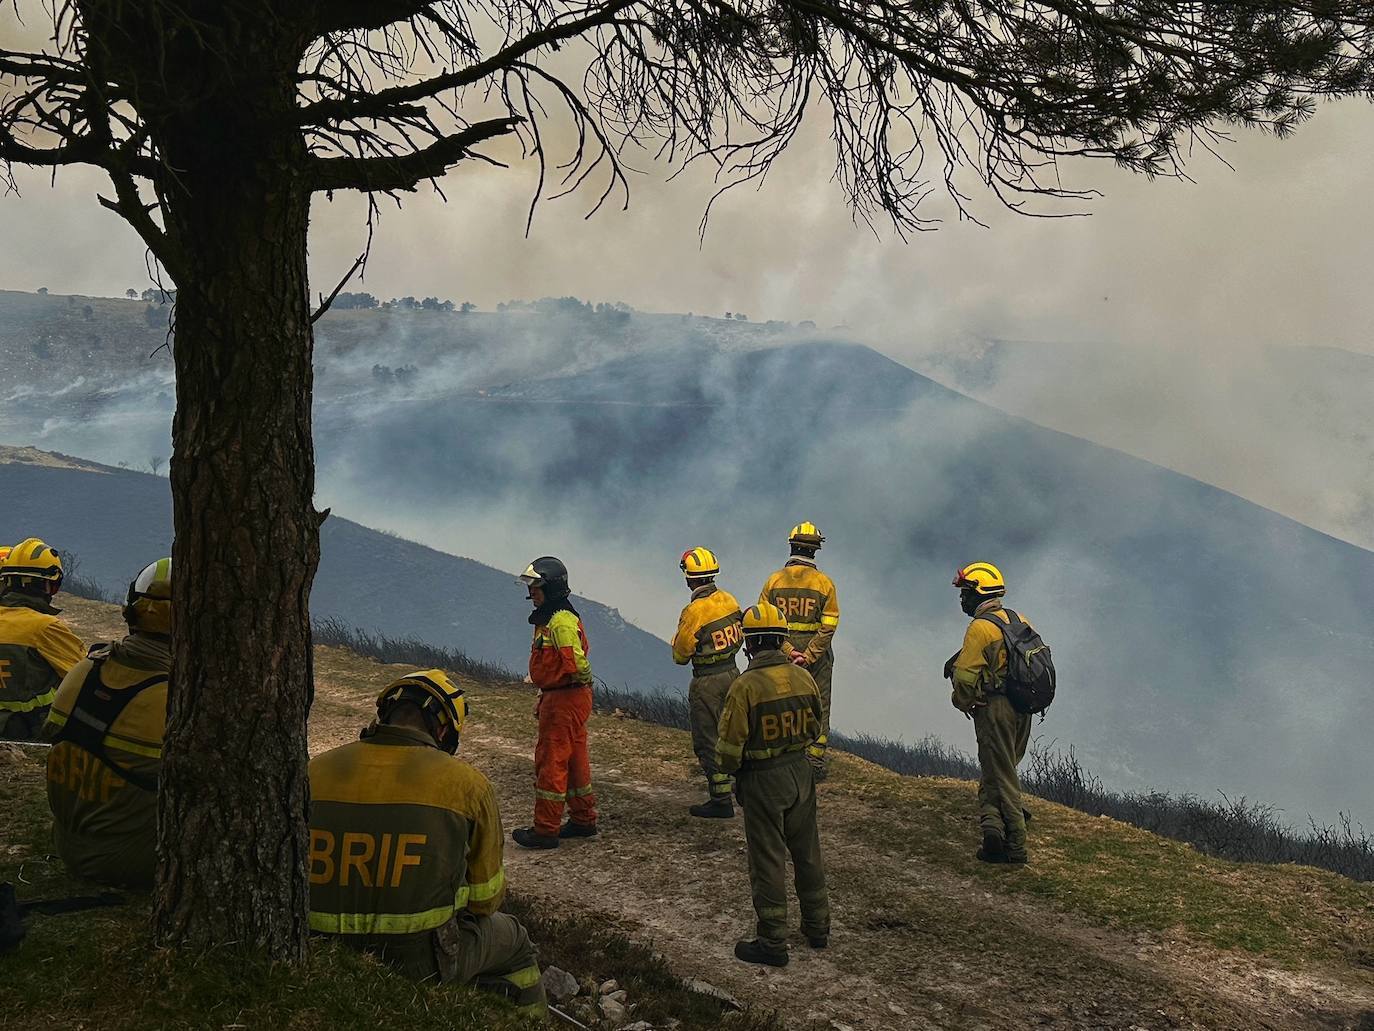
790, 652, 810, 667
532, 694, 542, 717
942, 652, 960, 680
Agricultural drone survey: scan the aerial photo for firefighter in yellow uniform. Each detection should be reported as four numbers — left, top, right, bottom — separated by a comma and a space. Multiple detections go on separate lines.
44, 558, 172, 888
759, 522, 839, 780
716, 603, 829, 967
308, 670, 546, 1018
673, 547, 744, 818
948, 562, 1033, 865
0, 538, 84, 740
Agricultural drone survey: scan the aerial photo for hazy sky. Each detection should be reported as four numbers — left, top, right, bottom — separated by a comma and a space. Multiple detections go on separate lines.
3, 66, 1373, 363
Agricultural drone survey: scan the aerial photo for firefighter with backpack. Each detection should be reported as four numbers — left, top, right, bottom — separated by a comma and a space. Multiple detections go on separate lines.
44, 558, 172, 887
946, 562, 1055, 866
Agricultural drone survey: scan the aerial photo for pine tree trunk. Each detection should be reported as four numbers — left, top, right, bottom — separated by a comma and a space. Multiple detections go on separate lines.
150, 101, 320, 960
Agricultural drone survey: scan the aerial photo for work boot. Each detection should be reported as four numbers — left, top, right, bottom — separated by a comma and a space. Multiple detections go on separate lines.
1004, 848, 1029, 866
689, 798, 734, 819
976, 830, 1007, 863
558, 821, 598, 839
734, 939, 788, 967
512, 827, 559, 850
806, 935, 828, 950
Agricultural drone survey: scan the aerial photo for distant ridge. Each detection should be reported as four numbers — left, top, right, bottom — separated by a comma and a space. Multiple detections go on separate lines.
0, 452, 678, 691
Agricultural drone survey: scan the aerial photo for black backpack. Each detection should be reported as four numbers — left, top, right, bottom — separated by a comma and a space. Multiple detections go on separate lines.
978, 609, 1056, 717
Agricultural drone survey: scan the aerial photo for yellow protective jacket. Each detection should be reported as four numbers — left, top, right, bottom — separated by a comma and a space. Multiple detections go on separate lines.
672, 584, 743, 672
0, 593, 84, 716
308, 723, 508, 959
951, 601, 1033, 713
43, 634, 170, 887
758, 559, 840, 665
715, 650, 822, 775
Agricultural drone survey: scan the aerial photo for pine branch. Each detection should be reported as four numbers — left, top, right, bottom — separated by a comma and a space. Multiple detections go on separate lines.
297, 0, 635, 126
312, 0, 433, 35
308, 116, 522, 192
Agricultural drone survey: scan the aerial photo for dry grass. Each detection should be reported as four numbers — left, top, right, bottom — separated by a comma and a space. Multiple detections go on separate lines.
32, 598, 1374, 1031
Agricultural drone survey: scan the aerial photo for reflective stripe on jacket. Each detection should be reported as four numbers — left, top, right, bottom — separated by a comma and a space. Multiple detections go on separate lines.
529, 609, 592, 690
0, 593, 84, 713
672, 585, 743, 669
308, 724, 508, 939
43, 634, 169, 883
715, 650, 822, 775
759, 559, 840, 665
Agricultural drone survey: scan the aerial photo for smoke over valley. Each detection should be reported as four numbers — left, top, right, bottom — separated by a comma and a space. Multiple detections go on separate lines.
3, 291, 1372, 831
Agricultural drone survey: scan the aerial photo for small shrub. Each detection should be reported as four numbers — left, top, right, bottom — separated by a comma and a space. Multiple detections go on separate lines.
592, 682, 690, 728
311, 617, 518, 684
55, 550, 117, 604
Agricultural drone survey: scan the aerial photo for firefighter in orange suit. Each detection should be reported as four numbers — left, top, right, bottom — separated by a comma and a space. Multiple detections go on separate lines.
759, 522, 840, 780
512, 556, 598, 849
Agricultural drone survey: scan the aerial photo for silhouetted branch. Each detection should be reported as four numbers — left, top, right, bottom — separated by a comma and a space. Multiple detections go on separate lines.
308, 115, 522, 191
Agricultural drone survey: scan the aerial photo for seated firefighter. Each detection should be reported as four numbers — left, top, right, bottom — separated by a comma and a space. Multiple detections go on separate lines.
308, 670, 546, 1019
0, 538, 85, 740
44, 558, 172, 888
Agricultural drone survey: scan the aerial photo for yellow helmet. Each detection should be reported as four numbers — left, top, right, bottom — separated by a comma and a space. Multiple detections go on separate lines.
125, 557, 172, 635
1, 537, 64, 586
787, 522, 826, 548
377, 669, 467, 754
741, 602, 788, 637
0, 546, 10, 566
679, 546, 720, 578
953, 561, 1006, 597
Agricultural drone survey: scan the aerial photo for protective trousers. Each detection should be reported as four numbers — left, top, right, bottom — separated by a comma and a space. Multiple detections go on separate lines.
688, 668, 737, 801
973, 693, 1032, 860
0, 709, 47, 741
534, 686, 597, 836
737, 756, 829, 948
435, 912, 548, 1018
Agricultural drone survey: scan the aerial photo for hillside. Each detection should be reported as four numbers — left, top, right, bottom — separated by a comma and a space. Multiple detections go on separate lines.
0, 453, 677, 691
5, 595, 1374, 1031
910, 338, 1374, 552
6, 291, 1374, 823
311, 338, 1374, 825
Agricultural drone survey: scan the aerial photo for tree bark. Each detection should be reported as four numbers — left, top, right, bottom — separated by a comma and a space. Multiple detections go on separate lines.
149, 66, 320, 960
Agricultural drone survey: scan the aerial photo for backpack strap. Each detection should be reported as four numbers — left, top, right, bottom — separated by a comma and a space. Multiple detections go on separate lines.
976, 611, 1010, 635
974, 612, 1015, 693
49, 657, 164, 793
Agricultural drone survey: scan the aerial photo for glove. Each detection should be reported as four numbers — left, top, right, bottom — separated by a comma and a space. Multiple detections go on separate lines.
942, 651, 960, 680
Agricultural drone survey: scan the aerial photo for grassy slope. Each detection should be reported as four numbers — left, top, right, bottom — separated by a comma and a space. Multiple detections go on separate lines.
1, 598, 776, 1031
7, 596, 1374, 1031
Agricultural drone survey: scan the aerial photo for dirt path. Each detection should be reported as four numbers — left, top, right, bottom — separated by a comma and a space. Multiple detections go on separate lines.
306, 661, 1374, 1031
49, 600, 1374, 1031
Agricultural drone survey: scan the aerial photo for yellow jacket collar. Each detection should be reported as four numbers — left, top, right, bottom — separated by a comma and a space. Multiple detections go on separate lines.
785, 557, 817, 569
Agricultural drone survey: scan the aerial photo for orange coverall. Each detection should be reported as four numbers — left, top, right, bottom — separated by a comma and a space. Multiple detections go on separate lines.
530, 608, 597, 836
